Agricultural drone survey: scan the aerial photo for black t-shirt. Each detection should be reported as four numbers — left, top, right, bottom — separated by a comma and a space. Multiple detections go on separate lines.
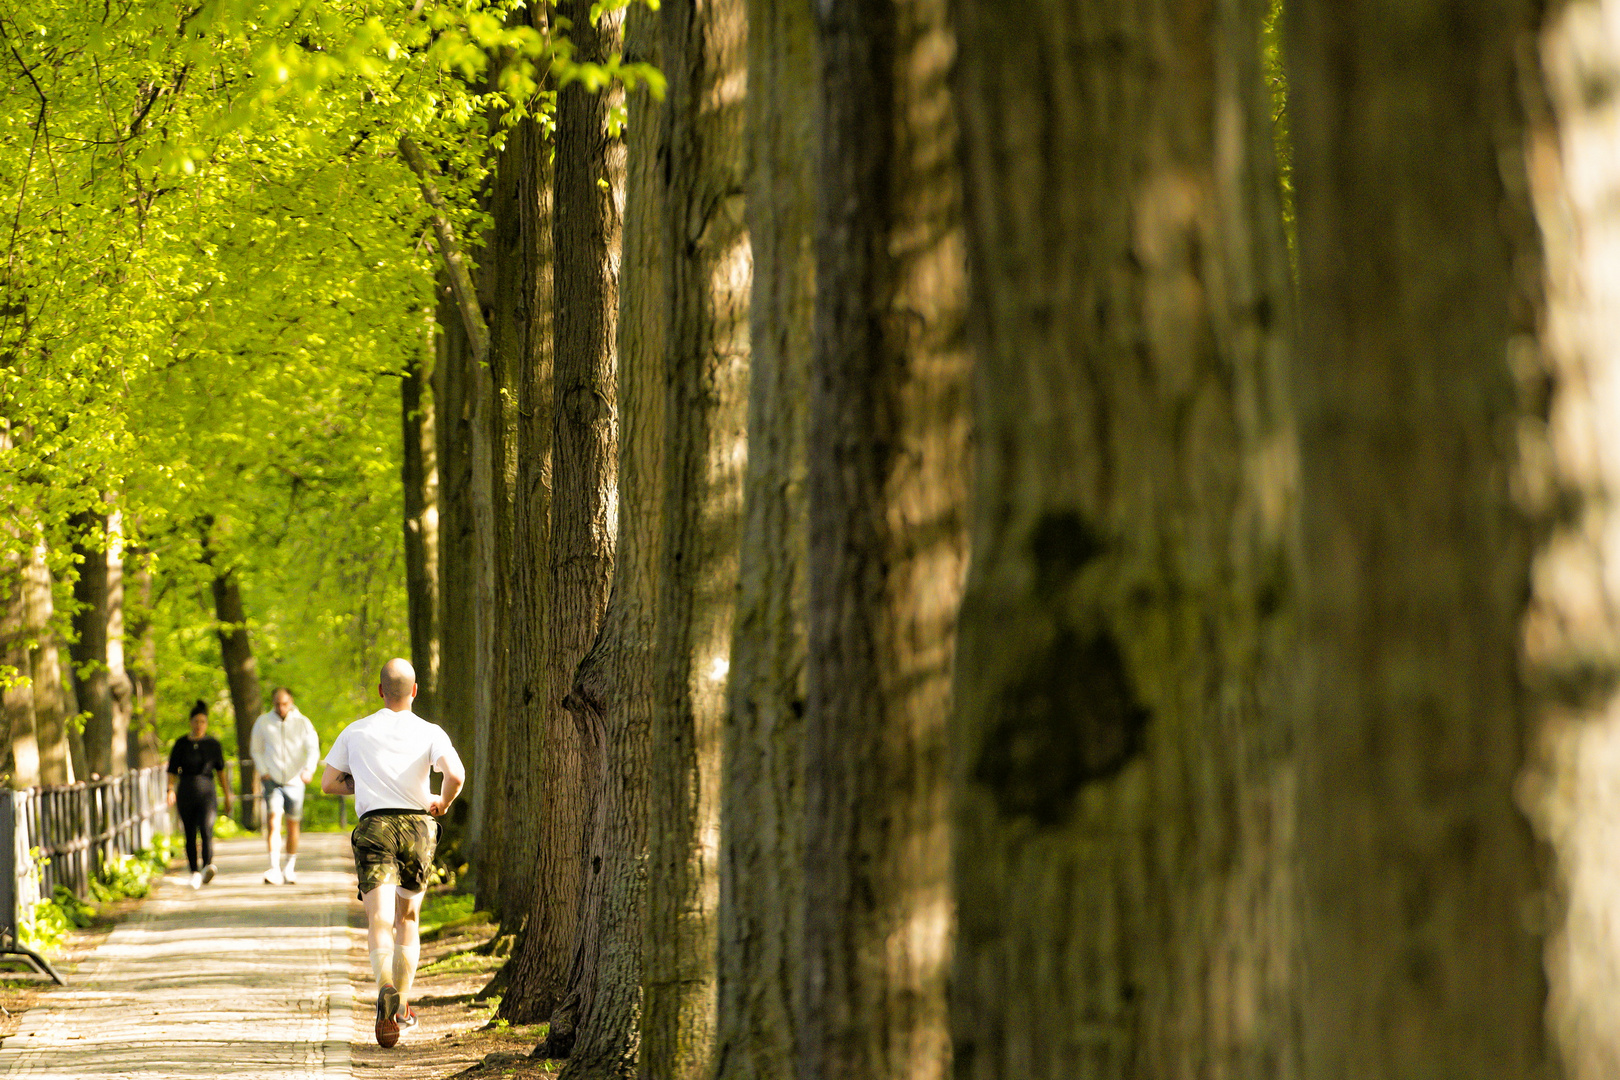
168, 736, 225, 801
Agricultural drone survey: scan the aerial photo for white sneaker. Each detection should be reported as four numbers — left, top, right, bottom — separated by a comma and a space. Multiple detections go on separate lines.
190, 872, 202, 890
263, 866, 284, 885
282, 866, 298, 884
201, 864, 216, 886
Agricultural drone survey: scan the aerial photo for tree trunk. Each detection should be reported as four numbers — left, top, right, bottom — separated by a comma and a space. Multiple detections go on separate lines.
211, 566, 262, 818
499, 0, 624, 1023
550, 9, 665, 1074
104, 514, 131, 776
946, 0, 1299, 1076
498, 74, 557, 937
123, 549, 160, 770
24, 542, 73, 785
435, 266, 478, 791
402, 326, 441, 723
714, 0, 815, 1074
799, 1, 966, 1078
2, 557, 40, 789
639, 2, 750, 1077
70, 512, 116, 779
1522, 6, 1620, 1075
1285, 1, 1547, 1076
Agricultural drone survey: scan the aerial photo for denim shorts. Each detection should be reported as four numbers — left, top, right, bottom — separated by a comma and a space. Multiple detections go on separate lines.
261, 777, 306, 821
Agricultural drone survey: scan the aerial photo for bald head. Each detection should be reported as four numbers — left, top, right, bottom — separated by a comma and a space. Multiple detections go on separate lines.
379, 658, 417, 707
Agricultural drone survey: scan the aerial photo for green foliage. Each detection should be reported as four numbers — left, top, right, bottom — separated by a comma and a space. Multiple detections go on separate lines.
420, 889, 479, 934
19, 834, 176, 954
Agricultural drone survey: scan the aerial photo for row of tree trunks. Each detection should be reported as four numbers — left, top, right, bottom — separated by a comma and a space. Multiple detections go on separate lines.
497, 0, 624, 1023
640, 0, 752, 1075
209, 556, 261, 811
712, 0, 815, 1072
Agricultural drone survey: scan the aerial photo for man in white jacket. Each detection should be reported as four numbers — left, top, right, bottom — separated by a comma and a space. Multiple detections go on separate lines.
250, 687, 321, 884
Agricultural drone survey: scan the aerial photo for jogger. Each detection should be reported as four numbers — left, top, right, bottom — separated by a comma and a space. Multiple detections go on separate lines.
322, 657, 464, 1048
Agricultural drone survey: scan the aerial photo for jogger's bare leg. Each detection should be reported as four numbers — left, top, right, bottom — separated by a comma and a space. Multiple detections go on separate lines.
363, 884, 399, 990
392, 889, 425, 1015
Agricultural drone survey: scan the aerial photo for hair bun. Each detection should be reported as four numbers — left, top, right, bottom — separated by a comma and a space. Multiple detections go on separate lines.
190, 700, 209, 718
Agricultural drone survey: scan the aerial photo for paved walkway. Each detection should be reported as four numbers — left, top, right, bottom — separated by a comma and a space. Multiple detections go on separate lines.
0, 833, 359, 1079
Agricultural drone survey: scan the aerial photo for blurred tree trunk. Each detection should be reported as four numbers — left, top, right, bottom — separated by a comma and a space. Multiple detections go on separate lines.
402, 328, 441, 723
799, 1, 966, 1078
24, 542, 73, 785
1285, 1, 1547, 1076
947, 1, 1299, 1076
547, 10, 665, 1073
499, 0, 623, 1023
71, 511, 120, 779
1522, 5, 1620, 1076
208, 552, 261, 820
124, 549, 160, 770
713, 0, 814, 1075
104, 514, 131, 776
2, 556, 40, 789
639, 1, 750, 1076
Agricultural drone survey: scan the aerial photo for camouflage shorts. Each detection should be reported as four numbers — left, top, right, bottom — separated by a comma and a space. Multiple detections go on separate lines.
351, 811, 438, 896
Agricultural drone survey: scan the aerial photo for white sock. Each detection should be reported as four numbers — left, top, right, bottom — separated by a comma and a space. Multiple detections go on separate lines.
369, 948, 393, 989
282, 853, 297, 874
392, 943, 420, 1009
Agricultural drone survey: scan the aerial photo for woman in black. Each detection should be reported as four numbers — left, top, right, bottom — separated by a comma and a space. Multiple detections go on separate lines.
166, 701, 233, 889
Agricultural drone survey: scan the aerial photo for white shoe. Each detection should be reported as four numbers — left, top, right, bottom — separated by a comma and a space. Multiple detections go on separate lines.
190, 872, 202, 890
282, 866, 298, 884
263, 866, 284, 885
201, 864, 216, 886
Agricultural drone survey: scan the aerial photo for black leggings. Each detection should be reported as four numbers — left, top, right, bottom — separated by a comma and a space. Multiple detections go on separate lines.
176, 794, 217, 873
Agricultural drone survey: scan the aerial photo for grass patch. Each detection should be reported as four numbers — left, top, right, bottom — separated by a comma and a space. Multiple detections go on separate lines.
419, 949, 506, 978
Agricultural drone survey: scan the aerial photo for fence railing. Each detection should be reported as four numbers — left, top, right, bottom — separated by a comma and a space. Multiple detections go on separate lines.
9, 765, 172, 907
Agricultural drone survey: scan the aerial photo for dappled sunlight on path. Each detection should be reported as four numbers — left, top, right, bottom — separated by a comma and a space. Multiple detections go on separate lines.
0, 834, 358, 1079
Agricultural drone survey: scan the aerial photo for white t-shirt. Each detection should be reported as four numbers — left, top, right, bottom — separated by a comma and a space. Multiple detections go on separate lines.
324, 707, 462, 819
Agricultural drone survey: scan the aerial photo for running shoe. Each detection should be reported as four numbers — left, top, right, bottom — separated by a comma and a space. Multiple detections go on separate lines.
396, 1007, 417, 1030
376, 985, 401, 1047
282, 866, 298, 884
201, 864, 216, 886
189, 872, 201, 890
263, 866, 284, 885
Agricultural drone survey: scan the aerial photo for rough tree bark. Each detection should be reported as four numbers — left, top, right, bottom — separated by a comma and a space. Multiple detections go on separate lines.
713, 0, 814, 1076
499, 0, 624, 1023
24, 542, 73, 784
799, 1, 965, 1078
540, 8, 666, 1072
402, 328, 441, 723
639, 1, 750, 1076
497, 78, 557, 937
1285, 1, 1548, 1076
946, 0, 1299, 1076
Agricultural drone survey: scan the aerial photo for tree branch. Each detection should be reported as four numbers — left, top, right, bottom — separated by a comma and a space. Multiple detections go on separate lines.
397, 134, 488, 362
